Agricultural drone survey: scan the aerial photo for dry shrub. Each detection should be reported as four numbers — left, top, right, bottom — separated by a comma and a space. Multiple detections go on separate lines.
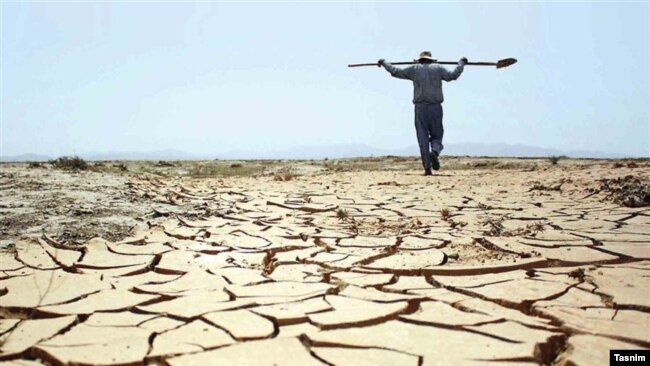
593, 175, 650, 207
49, 156, 89, 170
529, 181, 563, 192
155, 160, 175, 167
548, 155, 567, 165
481, 214, 545, 237
189, 162, 257, 178
273, 168, 298, 181
440, 208, 451, 221
472, 160, 499, 168
568, 268, 586, 281
376, 181, 401, 186
481, 216, 506, 236
114, 163, 128, 172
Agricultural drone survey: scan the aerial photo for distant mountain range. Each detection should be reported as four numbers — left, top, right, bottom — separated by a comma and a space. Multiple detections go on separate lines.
1, 153, 54, 162
442, 143, 632, 159
212, 143, 632, 160
1, 143, 641, 162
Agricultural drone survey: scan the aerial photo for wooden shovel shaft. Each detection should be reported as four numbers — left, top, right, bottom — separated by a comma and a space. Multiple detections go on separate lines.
348, 60, 496, 68
349, 58, 517, 68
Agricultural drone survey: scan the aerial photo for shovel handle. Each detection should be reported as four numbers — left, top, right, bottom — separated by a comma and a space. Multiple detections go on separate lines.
348, 58, 517, 69
347, 61, 420, 67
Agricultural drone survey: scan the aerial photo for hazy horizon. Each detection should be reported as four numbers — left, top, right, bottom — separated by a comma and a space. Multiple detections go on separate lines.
2, 2, 649, 158
1, 141, 639, 162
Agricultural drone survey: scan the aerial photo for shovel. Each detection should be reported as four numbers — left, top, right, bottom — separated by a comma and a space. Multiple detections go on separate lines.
348, 58, 517, 69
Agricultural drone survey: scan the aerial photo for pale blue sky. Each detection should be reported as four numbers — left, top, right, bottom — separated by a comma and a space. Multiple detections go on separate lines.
2, 1, 649, 157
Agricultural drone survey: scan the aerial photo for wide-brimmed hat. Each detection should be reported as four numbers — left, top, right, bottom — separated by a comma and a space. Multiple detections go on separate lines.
415, 51, 436, 62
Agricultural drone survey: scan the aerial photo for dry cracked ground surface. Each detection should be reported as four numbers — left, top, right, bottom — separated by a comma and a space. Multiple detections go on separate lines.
1, 159, 649, 365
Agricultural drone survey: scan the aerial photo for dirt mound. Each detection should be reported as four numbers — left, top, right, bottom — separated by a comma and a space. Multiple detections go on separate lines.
595, 175, 650, 207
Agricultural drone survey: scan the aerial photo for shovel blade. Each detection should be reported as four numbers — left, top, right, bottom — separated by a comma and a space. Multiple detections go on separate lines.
496, 58, 517, 69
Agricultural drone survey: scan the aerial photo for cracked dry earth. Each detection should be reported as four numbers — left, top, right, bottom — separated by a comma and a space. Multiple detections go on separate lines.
1, 163, 649, 366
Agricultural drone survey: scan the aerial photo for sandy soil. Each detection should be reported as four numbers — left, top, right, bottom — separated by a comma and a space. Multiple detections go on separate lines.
0, 157, 649, 365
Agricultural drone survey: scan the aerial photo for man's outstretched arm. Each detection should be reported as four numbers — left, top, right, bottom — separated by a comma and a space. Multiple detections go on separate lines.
441, 57, 468, 82
379, 59, 415, 80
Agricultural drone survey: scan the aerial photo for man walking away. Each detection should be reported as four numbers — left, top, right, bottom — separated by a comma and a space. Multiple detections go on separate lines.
379, 51, 467, 175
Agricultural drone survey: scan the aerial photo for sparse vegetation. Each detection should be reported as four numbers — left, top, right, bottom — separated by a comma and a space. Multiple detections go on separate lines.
49, 156, 89, 170
114, 163, 128, 172
548, 155, 567, 165
590, 175, 650, 207
441, 209, 467, 229
481, 215, 506, 236
334, 280, 349, 292
376, 181, 401, 186
449, 220, 468, 229
525, 221, 546, 235
481, 215, 546, 237
529, 181, 563, 192
93, 156, 572, 176
27, 162, 43, 169
441, 157, 539, 171
27, 156, 645, 182
262, 255, 277, 275
273, 168, 298, 181
189, 162, 258, 178
568, 268, 586, 281
155, 160, 175, 167
471, 160, 500, 168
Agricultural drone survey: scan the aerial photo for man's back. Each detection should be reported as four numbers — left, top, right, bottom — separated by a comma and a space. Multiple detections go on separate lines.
382, 62, 464, 104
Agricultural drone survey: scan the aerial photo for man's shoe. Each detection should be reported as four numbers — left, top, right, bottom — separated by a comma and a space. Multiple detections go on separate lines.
424, 169, 432, 176
430, 152, 440, 171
